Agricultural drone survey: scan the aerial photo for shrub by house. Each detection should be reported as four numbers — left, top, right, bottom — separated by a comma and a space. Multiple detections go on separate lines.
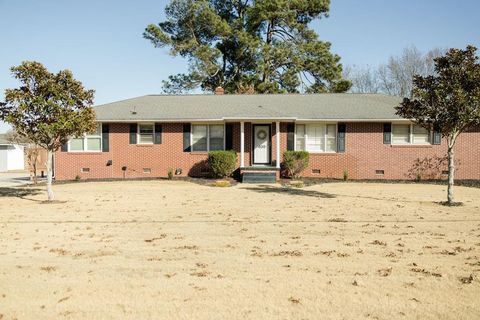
208, 150, 237, 178
283, 151, 309, 179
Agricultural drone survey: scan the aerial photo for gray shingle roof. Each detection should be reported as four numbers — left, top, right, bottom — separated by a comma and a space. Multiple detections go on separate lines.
0, 134, 10, 145
94, 93, 404, 122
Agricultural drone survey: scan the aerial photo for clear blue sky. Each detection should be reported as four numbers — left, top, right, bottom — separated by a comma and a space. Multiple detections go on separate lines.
1, 0, 479, 132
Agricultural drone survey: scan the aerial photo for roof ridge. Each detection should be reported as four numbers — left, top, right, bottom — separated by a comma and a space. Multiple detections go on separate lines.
143, 92, 392, 97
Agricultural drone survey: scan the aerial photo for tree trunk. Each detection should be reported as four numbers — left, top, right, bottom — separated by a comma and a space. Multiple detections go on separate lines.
31, 149, 39, 184
28, 156, 34, 182
33, 161, 38, 184
447, 145, 455, 204
262, 20, 274, 84
46, 149, 54, 201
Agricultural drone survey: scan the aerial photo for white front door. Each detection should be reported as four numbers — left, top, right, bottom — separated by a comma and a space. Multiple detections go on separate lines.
253, 125, 270, 164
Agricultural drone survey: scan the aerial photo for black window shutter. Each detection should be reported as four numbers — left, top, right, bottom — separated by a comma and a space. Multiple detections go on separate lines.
61, 142, 68, 152
129, 123, 137, 144
383, 123, 392, 144
225, 123, 233, 150
154, 123, 162, 144
287, 123, 295, 151
337, 123, 346, 153
102, 124, 109, 152
183, 123, 191, 152
433, 131, 441, 145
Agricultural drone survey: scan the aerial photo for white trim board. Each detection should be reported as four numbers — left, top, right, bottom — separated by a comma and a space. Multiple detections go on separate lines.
96, 118, 408, 123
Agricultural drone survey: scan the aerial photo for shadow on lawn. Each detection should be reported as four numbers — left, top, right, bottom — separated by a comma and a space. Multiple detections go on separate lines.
0, 187, 42, 200
244, 185, 336, 198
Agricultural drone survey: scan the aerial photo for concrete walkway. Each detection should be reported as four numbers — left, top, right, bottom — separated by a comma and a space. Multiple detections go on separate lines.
0, 171, 32, 187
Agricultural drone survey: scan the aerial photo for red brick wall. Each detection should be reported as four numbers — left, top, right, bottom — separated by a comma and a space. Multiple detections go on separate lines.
55, 123, 210, 180
54, 122, 480, 181
283, 122, 480, 180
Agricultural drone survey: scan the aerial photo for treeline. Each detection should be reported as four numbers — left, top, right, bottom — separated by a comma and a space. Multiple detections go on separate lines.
344, 46, 445, 97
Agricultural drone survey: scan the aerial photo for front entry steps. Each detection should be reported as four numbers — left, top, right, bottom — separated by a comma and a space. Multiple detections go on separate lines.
241, 166, 279, 183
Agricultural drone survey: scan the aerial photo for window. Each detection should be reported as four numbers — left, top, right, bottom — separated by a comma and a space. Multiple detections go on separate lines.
412, 125, 430, 144
209, 125, 224, 151
295, 123, 337, 153
392, 124, 430, 145
138, 124, 154, 144
295, 125, 305, 151
392, 124, 410, 144
69, 124, 102, 152
192, 125, 208, 151
191, 124, 224, 152
326, 124, 336, 152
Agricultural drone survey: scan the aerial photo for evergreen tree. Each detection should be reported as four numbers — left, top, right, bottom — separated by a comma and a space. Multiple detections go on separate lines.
144, 0, 350, 93
396, 46, 480, 204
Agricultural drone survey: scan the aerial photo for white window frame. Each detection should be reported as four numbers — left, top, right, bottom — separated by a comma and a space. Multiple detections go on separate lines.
392, 123, 431, 145
68, 123, 102, 152
190, 123, 226, 152
294, 122, 337, 153
295, 124, 306, 152
137, 123, 155, 145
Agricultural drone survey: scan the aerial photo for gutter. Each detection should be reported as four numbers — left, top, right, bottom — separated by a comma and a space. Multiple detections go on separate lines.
95, 118, 408, 123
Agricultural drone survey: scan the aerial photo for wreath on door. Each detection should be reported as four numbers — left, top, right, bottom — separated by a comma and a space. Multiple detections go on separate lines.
256, 130, 267, 140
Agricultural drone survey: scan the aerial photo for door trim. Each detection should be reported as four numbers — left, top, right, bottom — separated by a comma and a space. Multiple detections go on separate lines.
252, 124, 271, 165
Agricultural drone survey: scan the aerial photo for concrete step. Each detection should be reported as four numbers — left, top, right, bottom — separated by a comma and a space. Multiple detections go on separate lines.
242, 171, 277, 183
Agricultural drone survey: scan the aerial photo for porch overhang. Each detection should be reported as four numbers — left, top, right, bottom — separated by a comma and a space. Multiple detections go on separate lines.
240, 120, 282, 170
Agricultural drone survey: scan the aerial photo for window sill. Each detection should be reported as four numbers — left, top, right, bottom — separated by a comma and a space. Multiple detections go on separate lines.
305, 152, 338, 155
136, 144, 154, 147
390, 144, 433, 148
65, 152, 103, 155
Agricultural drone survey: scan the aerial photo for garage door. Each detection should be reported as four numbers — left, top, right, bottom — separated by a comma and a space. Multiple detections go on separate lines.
0, 146, 8, 172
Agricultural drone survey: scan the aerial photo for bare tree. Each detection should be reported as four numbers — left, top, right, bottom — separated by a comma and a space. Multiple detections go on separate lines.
378, 46, 445, 97
343, 65, 380, 93
345, 46, 445, 97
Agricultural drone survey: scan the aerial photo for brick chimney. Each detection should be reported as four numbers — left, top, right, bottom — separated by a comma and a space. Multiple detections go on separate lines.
214, 86, 224, 95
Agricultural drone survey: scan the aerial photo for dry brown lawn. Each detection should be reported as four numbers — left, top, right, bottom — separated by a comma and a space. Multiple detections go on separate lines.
0, 180, 479, 319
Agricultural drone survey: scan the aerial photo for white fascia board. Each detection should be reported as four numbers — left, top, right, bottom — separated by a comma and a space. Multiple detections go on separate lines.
96, 118, 408, 123
295, 118, 408, 122
222, 117, 296, 121
96, 118, 224, 123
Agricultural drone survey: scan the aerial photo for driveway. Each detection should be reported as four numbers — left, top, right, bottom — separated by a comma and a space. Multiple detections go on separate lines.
0, 171, 32, 187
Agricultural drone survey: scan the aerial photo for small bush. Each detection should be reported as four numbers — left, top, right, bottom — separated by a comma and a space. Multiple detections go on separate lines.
74, 175, 81, 181
289, 180, 304, 188
283, 151, 309, 179
212, 180, 231, 187
167, 168, 174, 180
343, 169, 349, 181
208, 150, 237, 178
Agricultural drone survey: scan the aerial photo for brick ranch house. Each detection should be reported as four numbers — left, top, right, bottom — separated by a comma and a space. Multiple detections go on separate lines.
54, 92, 480, 182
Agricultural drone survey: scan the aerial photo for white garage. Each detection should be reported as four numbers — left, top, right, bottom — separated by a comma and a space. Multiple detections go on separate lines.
0, 136, 25, 172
